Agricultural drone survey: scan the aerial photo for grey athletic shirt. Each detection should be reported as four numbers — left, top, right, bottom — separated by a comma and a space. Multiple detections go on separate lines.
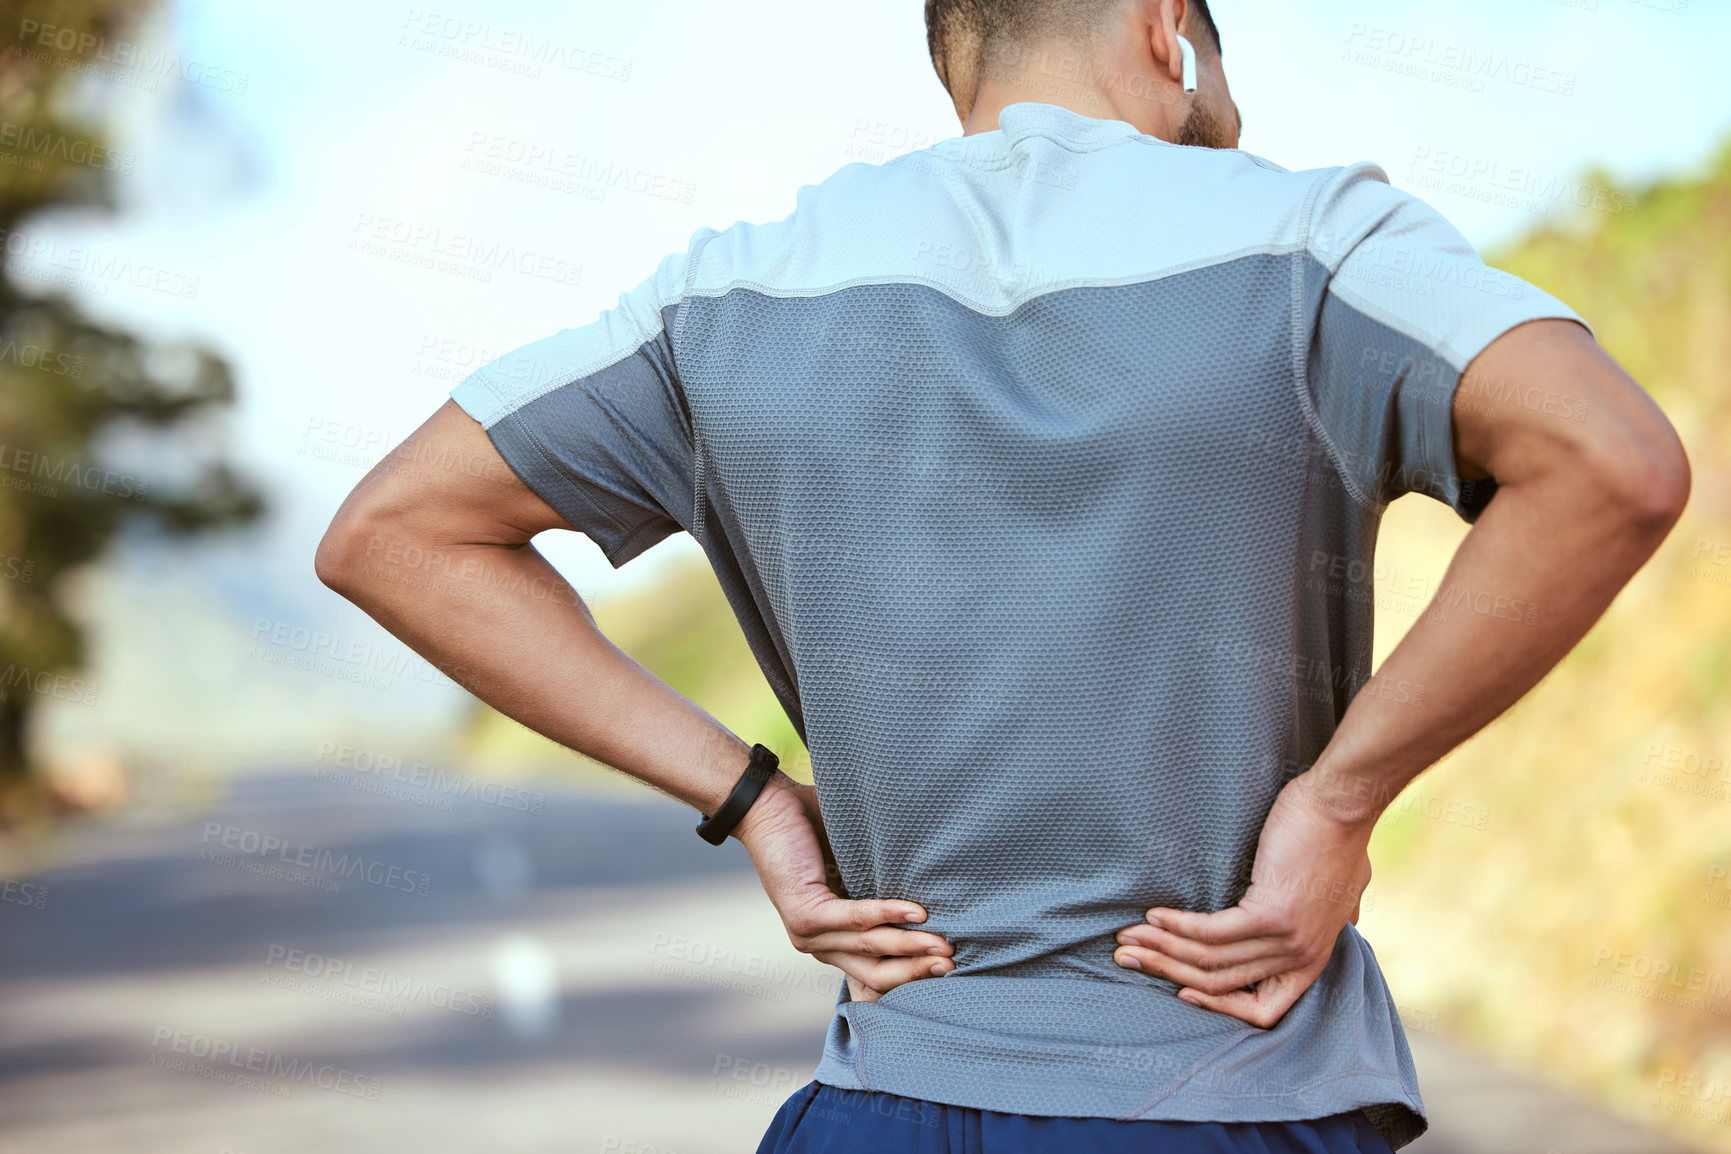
450, 101, 1589, 1151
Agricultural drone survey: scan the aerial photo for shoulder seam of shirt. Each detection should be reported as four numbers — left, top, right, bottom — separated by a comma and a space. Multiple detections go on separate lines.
1293, 168, 1380, 513
469, 313, 669, 428
1301, 161, 1397, 275
676, 229, 719, 347
455, 370, 511, 430
679, 231, 721, 545
471, 243, 708, 427
1326, 275, 1483, 372
684, 241, 1310, 315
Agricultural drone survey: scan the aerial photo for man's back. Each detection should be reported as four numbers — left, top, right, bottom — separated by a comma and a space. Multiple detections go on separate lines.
447, 101, 1590, 1148
679, 105, 1320, 968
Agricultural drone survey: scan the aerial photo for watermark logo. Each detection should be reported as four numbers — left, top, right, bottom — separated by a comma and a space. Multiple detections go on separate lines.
313, 741, 546, 815
248, 616, 461, 693
261, 943, 495, 1019
461, 131, 695, 205
148, 1025, 383, 1099
396, 10, 631, 82
14, 19, 250, 94
0, 878, 47, 910
0, 663, 99, 706
198, 821, 434, 897
1405, 145, 1637, 220
347, 211, 582, 288
1341, 24, 1576, 97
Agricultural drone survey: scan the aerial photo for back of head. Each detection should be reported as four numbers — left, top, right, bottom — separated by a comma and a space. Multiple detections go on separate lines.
924, 0, 1222, 120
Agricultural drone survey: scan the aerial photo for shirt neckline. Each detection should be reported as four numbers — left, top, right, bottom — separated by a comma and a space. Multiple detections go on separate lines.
991, 101, 1146, 151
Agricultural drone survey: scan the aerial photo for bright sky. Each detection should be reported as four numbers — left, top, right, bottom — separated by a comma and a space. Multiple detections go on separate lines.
24, 0, 1731, 765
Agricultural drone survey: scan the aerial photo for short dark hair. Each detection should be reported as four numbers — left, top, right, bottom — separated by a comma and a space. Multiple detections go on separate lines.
925, 0, 1222, 104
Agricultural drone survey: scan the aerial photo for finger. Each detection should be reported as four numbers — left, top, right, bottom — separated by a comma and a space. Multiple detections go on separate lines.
800, 925, 953, 958
819, 951, 954, 998
1116, 922, 1286, 967
1114, 944, 1300, 996
1142, 904, 1274, 945
1176, 969, 1310, 1030
792, 897, 928, 938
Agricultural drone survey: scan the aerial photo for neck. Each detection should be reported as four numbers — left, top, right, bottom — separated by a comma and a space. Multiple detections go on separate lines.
960, 50, 1190, 141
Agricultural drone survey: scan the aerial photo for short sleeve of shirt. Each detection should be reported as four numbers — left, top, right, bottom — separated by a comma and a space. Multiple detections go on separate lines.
449, 238, 708, 567
1302, 163, 1593, 522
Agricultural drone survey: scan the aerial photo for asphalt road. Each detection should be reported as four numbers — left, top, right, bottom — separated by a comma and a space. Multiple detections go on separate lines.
0, 770, 1705, 1154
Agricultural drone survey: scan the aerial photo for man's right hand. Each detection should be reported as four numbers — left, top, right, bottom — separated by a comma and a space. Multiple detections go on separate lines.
1112, 769, 1374, 1029
735, 775, 954, 1003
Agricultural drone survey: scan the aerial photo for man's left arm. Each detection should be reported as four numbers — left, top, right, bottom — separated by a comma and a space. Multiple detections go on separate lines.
315, 399, 954, 1000
317, 399, 755, 817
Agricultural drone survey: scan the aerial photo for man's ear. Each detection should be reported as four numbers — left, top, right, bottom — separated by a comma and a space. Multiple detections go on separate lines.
1146, 0, 1189, 85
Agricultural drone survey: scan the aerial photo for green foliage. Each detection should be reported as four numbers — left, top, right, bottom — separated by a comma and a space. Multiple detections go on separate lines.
1365, 138, 1731, 1152
0, 0, 264, 785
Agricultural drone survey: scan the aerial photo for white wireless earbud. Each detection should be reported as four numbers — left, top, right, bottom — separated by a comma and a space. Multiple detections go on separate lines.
1177, 33, 1197, 95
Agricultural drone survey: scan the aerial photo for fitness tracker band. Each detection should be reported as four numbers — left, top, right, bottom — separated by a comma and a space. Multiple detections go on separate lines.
695, 743, 781, 845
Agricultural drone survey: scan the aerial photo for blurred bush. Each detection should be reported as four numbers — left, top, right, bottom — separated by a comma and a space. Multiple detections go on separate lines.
0, 0, 263, 807
1365, 137, 1731, 1152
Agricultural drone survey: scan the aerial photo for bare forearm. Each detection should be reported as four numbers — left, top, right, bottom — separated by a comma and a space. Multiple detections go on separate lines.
1304, 473, 1676, 826
324, 525, 751, 816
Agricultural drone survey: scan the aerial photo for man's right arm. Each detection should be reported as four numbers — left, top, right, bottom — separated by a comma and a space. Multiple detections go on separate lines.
1304, 317, 1689, 822
1115, 318, 1689, 1025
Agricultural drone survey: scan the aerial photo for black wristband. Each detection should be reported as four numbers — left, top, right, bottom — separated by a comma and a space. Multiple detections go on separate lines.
695, 743, 781, 845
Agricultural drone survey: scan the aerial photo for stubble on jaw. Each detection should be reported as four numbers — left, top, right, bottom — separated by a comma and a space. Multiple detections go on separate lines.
1173, 97, 1233, 149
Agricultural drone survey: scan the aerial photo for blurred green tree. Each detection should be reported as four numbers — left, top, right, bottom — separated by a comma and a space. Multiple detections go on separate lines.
0, 0, 262, 788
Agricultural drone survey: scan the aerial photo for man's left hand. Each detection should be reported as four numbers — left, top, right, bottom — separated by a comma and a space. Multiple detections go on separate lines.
736, 775, 955, 1003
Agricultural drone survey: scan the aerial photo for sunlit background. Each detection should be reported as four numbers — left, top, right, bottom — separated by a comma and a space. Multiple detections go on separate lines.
1, 0, 1729, 1151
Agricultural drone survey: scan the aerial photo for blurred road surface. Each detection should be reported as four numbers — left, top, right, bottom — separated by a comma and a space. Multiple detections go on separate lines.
0, 771, 1703, 1154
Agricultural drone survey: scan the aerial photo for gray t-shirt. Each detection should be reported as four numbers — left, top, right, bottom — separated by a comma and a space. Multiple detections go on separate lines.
450, 101, 1588, 1151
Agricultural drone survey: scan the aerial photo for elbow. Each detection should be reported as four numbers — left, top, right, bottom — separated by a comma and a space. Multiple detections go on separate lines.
1591, 428, 1692, 539
314, 506, 378, 599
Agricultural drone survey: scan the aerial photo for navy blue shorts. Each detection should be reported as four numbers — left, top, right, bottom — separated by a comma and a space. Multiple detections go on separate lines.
756, 1081, 1397, 1154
